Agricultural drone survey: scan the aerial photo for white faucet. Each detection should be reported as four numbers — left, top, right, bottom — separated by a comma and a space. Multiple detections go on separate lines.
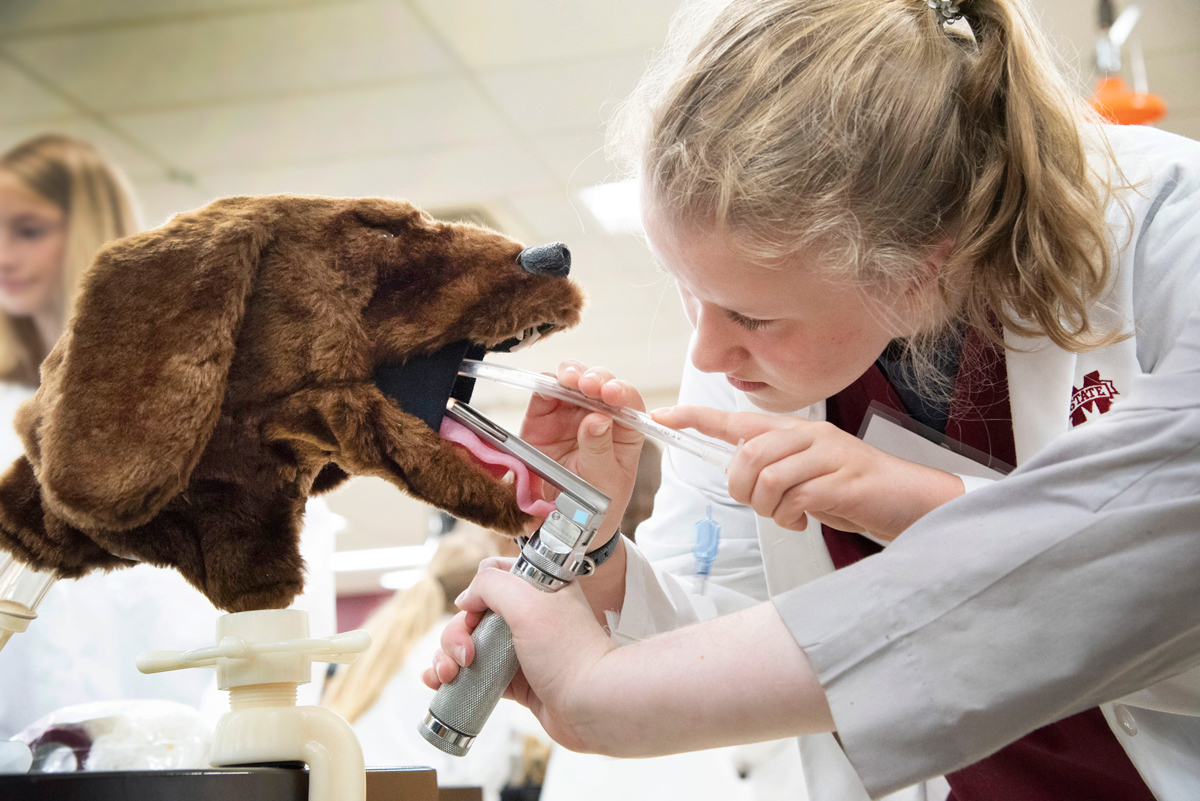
137, 608, 371, 801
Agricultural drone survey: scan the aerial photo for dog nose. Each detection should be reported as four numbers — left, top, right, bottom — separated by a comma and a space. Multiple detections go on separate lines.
517, 242, 571, 277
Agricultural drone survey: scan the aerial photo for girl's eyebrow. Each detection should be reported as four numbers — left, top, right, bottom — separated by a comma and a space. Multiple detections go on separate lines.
10, 212, 58, 224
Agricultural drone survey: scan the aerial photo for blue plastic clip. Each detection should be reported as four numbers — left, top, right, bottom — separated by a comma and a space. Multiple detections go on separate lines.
693, 504, 721, 595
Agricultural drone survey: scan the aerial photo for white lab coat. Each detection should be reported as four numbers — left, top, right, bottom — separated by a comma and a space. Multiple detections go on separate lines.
611, 123, 1200, 800
0, 381, 342, 737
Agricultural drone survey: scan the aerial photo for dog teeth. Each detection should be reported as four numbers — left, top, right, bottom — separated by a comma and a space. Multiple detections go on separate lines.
500, 470, 516, 484
508, 326, 542, 352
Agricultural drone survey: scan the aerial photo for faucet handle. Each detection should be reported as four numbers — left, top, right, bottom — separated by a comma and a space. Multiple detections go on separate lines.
137, 609, 371, 689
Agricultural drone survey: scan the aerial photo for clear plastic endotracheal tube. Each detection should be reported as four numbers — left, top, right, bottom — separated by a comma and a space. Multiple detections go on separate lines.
0, 552, 57, 653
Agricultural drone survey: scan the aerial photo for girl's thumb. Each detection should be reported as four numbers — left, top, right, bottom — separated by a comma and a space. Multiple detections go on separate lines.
578, 414, 613, 457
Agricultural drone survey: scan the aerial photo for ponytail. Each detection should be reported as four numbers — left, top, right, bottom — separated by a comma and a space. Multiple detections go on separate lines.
952, 0, 1122, 350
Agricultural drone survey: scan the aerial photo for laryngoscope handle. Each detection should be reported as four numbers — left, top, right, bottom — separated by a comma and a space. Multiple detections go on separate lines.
420, 608, 519, 756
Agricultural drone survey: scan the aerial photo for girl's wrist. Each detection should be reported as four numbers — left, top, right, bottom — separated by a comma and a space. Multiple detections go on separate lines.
890, 460, 964, 538
567, 640, 636, 756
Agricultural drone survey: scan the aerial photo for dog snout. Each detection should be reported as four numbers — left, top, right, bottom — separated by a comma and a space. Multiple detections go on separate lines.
517, 242, 571, 277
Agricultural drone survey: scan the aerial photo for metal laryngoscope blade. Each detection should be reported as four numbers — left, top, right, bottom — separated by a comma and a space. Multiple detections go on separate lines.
417, 400, 609, 757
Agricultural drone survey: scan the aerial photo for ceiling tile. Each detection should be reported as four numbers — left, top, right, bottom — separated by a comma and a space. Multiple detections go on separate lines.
4, 2, 451, 112
0, 116, 163, 178
530, 130, 624, 188
193, 140, 556, 208
480, 51, 650, 135
0, 59, 74, 123
505, 190, 599, 243
412, 0, 683, 70
112, 78, 512, 171
0, 0, 310, 37
128, 176, 214, 228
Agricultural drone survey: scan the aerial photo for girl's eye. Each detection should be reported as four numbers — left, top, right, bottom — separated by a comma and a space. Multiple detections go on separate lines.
727, 310, 772, 331
17, 226, 47, 240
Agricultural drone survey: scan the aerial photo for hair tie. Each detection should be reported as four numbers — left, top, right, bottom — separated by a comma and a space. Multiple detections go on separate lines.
927, 0, 963, 28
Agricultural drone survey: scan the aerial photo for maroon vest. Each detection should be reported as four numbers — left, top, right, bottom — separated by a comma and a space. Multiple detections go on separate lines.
822, 328, 1154, 801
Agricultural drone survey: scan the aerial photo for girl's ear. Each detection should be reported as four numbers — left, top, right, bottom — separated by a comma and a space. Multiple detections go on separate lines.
925, 238, 955, 277
884, 239, 957, 339
30, 199, 276, 531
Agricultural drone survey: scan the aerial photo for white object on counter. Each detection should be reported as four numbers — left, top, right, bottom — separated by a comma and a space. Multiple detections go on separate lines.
138, 609, 371, 801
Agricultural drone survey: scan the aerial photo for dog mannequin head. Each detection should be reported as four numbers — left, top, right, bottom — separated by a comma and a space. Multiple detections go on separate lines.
0, 195, 583, 611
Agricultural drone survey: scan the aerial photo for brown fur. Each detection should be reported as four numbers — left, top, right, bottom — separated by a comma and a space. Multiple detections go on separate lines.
0, 195, 583, 612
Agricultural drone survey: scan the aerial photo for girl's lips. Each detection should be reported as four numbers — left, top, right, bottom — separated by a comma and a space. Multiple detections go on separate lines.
0, 279, 35, 294
726, 375, 770, 392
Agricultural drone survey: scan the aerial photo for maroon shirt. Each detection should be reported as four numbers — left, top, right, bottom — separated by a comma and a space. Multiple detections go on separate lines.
821, 328, 1154, 801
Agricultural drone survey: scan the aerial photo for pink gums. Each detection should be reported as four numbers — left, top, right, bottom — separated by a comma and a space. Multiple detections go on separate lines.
440, 417, 556, 519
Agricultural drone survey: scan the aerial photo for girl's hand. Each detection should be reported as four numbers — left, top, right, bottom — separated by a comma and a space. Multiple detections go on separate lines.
423, 557, 617, 753
653, 405, 964, 541
519, 361, 645, 543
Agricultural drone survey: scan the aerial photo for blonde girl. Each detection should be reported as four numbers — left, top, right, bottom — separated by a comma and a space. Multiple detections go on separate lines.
0, 134, 139, 387
430, 0, 1200, 797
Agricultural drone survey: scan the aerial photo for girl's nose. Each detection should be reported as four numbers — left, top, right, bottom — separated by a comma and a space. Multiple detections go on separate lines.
0, 234, 15, 272
689, 306, 743, 375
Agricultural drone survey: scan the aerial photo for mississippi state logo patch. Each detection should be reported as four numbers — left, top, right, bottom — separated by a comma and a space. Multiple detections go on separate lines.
1070, 371, 1119, 426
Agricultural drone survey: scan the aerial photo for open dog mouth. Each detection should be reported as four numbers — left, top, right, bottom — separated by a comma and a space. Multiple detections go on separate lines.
439, 417, 556, 519
486, 322, 558, 354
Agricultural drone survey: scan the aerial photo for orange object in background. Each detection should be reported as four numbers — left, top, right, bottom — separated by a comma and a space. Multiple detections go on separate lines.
1092, 76, 1168, 126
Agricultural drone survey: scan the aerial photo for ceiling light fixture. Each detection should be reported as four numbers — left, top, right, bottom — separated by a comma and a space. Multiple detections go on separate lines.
577, 178, 642, 235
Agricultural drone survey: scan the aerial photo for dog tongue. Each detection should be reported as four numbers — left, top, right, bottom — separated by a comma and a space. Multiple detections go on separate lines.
440, 417, 556, 519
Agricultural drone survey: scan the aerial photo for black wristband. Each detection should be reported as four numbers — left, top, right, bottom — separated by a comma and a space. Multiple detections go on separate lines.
583, 530, 622, 569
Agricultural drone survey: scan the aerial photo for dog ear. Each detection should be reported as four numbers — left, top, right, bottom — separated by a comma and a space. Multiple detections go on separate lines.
30, 198, 276, 531
0, 456, 129, 575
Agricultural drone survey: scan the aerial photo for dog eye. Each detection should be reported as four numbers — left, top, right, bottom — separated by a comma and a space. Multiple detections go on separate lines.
378, 231, 394, 239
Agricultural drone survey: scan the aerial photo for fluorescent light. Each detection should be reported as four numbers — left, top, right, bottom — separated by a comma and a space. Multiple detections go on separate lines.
379, 568, 426, 591
578, 178, 642, 235
330, 541, 436, 573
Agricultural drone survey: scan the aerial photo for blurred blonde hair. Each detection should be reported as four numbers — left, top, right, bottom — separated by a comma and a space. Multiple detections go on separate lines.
322, 526, 505, 724
0, 134, 141, 385
613, 0, 1124, 393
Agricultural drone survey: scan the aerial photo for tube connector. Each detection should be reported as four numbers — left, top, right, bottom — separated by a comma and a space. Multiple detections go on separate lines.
0, 554, 57, 654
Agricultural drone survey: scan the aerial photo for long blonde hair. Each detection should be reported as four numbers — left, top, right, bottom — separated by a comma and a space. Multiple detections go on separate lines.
322, 526, 504, 724
0, 134, 140, 385
614, 0, 1121, 367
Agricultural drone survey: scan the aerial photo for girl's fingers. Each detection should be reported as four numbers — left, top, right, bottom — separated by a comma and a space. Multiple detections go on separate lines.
600, 378, 645, 412
432, 650, 458, 685
576, 366, 616, 398
422, 665, 440, 690
652, 404, 788, 445
439, 610, 477, 669
557, 360, 588, 390
748, 451, 839, 522
777, 474, 866, 534
726, 429, 817, 503
526, 387, 563, 419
